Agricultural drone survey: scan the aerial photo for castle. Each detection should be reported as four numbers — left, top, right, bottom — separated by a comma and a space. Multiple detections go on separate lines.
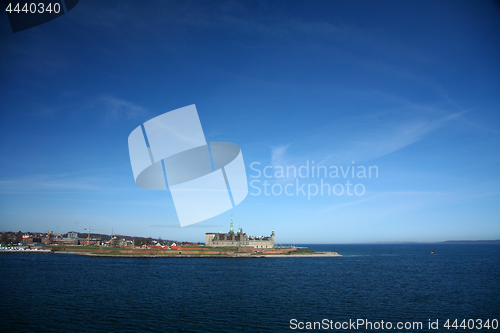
205, 216, 275, 249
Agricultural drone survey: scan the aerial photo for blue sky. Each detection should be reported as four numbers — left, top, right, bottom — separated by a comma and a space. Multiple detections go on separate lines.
0, 0, 499, 243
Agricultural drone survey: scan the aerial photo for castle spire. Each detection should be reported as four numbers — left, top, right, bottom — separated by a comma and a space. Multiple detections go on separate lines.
230, 214, 234, 233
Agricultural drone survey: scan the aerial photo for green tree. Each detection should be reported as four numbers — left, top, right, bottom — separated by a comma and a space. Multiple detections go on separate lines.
15, 231, 22, 244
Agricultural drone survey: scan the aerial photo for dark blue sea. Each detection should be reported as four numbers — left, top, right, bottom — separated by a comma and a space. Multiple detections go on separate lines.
1, 244, 499, 332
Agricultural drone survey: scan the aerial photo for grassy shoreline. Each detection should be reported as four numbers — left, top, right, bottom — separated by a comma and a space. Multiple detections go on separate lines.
46, 246, 342, 258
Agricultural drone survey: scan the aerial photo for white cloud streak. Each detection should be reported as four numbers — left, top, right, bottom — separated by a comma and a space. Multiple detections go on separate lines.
100, 95, 149, 121
0, 173, 130, 194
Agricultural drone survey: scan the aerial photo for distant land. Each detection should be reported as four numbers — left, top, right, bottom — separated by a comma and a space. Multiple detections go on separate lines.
372, 240, 500, 244
439, 240, 500, 243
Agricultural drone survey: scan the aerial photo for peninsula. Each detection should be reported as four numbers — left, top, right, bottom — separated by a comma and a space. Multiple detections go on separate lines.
0, 222, 343, 258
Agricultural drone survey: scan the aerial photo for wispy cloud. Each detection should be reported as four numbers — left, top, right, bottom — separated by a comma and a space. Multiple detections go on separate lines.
271, 144, 291, 167
149, 224, 225, 228
317, 190, 461, 223
28, 93, 150, 121
325, 109, 468, 163
100, 95, 150, 121
319, 193, 388, 212
273, 103, 470, 167
0, 172, 129, 194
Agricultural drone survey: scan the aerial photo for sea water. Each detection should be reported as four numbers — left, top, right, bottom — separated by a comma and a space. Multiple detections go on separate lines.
0, 244, 498, 332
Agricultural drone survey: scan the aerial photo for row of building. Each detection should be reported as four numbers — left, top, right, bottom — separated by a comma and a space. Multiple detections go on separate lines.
2, 231, 104, 246
2, 218, 276, 250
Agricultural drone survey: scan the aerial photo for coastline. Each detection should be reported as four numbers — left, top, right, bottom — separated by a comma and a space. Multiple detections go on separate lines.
70, 251, 343, 258
1, 246, 343, 258
261, 251, 342, 257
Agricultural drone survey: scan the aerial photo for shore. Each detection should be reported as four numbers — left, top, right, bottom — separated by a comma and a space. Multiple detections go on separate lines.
1, 246, 342, 258
261, 251, 342, 257
72, 251, 343, 258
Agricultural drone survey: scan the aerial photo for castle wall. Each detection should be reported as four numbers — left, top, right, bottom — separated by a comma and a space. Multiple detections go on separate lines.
205, 231, 275, 249
205, 233, 216, 246
248, 239, 274, 249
